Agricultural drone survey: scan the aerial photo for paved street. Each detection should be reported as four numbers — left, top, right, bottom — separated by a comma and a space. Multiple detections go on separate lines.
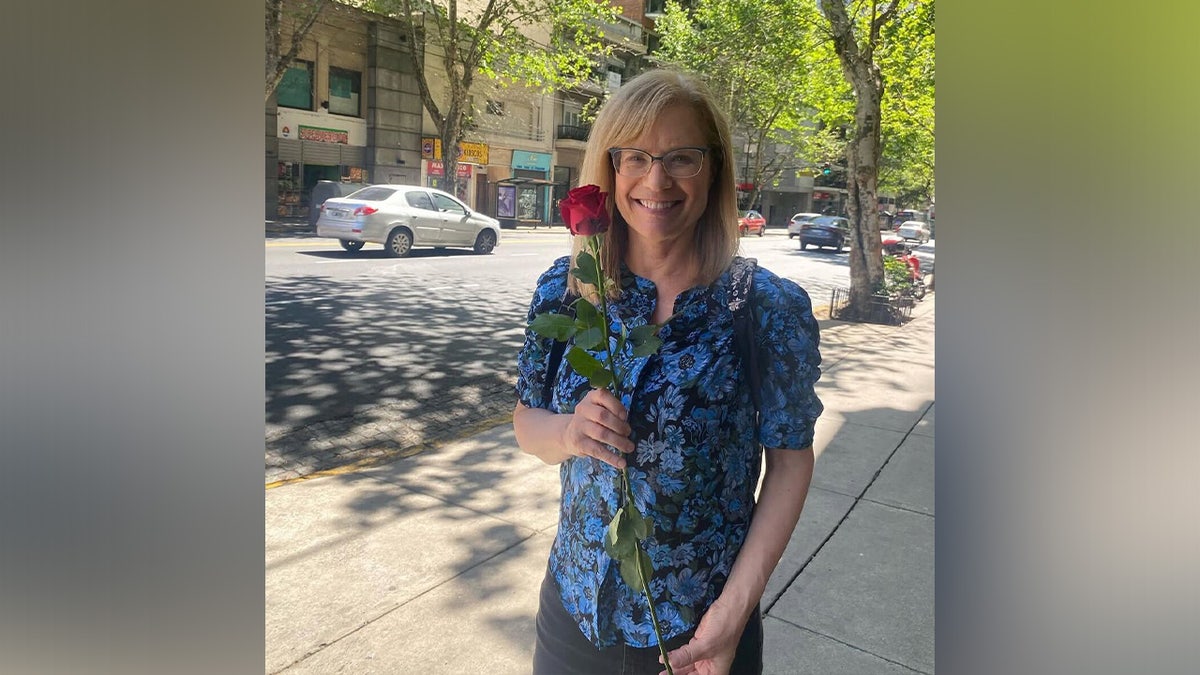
265, 291, 935, 674
266, 226, 853, 484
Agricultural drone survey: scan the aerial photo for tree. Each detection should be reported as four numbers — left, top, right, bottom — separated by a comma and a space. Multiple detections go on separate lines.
265, 0, 330, 102
817, 0, 933, 315
352, 0, 616, 196
655, 0, 840, 210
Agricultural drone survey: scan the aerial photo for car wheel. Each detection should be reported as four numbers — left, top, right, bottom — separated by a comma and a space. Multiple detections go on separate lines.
473, 229, 497, 255
339, 239, 364, 252
800, 241, 808, 250
385, 227, 413, 258
757, 227, 764, 237
836, 237, 845, 252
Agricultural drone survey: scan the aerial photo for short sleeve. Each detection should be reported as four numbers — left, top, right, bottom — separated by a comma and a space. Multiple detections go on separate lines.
515, 256, 573, 410
752, 269, 823, 450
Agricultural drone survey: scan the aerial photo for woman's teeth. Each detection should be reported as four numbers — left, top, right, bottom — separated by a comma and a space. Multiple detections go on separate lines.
638, 200, 676, 210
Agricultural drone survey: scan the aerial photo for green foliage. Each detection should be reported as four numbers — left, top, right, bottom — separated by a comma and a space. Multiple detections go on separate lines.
528, 312, 575, 341
881, 254, 913, 295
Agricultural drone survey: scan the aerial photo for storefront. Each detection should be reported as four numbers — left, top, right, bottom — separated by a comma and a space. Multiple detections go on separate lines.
421, 138, 488, 207
275, 110, 367, 220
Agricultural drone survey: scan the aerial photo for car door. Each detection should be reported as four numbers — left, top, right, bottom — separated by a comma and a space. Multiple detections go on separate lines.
431, 192, 473, 245
402, 189, 444, 244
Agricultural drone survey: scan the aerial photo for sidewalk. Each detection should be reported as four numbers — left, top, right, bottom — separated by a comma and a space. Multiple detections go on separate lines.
266, 296, 935, 674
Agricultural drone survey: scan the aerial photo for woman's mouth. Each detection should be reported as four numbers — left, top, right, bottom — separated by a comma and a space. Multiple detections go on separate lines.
635, 199, 680, 211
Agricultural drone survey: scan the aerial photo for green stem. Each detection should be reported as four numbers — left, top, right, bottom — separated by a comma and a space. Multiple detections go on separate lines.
590, 235, 673, 674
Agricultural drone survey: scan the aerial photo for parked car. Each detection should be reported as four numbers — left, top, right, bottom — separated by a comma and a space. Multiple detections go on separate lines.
799, 215, 851, 251
308, 180, 369, 227
737, 210, 766, 236
316, 184, 501, 257
910, 240, 935, 276
787, 212, 823, 239
896, 220, 931, 244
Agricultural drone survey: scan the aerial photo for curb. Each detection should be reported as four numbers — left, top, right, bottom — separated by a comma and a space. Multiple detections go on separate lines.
266, 410, 515, 490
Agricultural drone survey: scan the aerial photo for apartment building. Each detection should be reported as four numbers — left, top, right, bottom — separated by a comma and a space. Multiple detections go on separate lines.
267, 1, 427, 221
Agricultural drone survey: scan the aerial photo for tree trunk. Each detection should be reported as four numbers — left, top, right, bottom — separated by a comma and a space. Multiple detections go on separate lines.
820, 0, 895, 316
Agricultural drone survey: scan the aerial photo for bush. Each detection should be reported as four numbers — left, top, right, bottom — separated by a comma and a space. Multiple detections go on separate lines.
880, 256, 913, 296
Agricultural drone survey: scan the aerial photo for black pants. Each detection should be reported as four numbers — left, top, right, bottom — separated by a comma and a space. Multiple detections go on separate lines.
533, 569, 763, 675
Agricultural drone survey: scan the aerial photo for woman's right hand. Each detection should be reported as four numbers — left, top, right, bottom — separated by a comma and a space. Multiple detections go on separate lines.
562, 388, 634, 469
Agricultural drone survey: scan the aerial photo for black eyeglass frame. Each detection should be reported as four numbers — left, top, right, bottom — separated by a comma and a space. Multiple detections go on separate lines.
607, 146, 711, 178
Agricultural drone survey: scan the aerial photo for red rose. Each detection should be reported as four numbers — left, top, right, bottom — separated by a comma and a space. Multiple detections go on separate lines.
560, 185, 610, 236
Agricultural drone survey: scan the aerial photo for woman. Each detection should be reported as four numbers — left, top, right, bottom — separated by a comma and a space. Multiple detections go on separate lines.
513, 69, 823, 675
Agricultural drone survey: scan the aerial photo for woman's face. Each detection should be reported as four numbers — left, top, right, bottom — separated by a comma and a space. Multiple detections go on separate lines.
612, 104, 713, 248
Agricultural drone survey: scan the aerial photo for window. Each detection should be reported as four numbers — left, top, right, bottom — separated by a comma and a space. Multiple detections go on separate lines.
328, 66, 361, 117
486, 99, 505, 116
277, 60, 313, 110
433, 193, 466, 215
405, 191, 436, 211
563, 108, 581, 127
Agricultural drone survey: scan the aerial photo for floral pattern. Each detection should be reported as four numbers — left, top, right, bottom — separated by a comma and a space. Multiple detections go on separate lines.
516, 255, 823, 648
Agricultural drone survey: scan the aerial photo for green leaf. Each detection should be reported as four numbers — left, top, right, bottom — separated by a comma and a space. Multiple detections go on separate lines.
628, 323, 663, 357
574, 326, 605, 351
617, 545, 655, 590
573, 296, 602, 321
605, 507, 636, 559
571, 299, 606, 349
528, 312, 577, 341
625, 503, 653, 541
565, 347, 613, 390
571, 250, 599, 287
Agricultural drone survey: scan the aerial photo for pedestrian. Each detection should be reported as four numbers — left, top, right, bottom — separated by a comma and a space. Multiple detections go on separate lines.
513, 68, 823, 675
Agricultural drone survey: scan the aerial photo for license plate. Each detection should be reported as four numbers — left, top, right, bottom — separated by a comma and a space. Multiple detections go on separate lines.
329, 209, 348, 218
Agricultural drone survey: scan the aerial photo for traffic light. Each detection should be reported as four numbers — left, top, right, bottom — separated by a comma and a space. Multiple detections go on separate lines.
821, 163, 832, 176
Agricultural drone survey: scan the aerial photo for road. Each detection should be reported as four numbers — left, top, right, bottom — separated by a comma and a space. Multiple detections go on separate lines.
265, 227, 850, 479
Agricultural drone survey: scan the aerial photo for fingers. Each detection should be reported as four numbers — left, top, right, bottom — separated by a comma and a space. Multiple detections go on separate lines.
565, 389, 634, 468
661, 642, 701, 675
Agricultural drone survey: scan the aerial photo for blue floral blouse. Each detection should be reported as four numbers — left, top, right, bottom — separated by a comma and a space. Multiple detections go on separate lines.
515, 255, 823, 649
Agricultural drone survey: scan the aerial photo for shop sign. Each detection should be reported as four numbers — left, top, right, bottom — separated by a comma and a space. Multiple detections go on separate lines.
421, 138, 489, 165
511, 150, 552, 172
299, 125, 349, 144
426, 160, 473, 178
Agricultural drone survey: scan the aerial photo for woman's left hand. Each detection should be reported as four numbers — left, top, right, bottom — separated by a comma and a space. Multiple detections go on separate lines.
659, 600, 745, 675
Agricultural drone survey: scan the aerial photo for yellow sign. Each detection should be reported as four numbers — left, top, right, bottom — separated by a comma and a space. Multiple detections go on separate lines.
421, 138, 489, 165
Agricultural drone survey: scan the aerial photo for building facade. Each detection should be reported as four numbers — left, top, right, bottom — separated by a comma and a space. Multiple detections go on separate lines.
266, 1, 424, 221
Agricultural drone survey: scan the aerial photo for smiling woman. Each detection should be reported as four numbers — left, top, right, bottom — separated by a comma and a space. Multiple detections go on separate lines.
512, 68, 823, 675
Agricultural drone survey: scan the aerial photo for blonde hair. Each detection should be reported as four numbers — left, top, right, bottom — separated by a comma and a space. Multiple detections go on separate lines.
567, 68, 739, 299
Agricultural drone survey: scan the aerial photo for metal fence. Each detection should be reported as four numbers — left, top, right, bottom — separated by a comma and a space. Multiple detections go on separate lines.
829, 287, 912, 326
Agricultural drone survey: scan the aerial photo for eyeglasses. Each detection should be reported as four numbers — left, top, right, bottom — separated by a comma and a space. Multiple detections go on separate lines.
608, 146, 709, 178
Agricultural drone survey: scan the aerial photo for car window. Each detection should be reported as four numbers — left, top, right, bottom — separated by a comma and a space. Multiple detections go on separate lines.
432, 193, 467, 215
405, 190, 436, 212
347, 186, 397, 201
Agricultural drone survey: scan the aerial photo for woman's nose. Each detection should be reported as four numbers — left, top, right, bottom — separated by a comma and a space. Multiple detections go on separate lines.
642, 159, 674, 188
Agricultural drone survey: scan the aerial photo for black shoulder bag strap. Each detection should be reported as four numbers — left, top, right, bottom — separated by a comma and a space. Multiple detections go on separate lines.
728, 257, 762, 423
540, 292, 578, 407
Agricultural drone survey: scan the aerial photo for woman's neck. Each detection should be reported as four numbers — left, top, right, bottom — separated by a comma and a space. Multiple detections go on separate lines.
625, 239, 701, 290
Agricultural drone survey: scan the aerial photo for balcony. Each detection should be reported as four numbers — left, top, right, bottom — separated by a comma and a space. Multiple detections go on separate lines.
556, 124, 590, 142
591, 15, 646, 54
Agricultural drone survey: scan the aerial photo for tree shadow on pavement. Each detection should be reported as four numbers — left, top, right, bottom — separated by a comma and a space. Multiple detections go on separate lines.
266, 269, 534, 480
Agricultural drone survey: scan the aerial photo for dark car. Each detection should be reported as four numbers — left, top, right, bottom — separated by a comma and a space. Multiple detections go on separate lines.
799, 215, 851, 251
308, 180, 370, 227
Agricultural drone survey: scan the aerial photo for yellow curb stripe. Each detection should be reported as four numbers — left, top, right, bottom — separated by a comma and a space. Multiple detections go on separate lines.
266, 412, 515, 490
